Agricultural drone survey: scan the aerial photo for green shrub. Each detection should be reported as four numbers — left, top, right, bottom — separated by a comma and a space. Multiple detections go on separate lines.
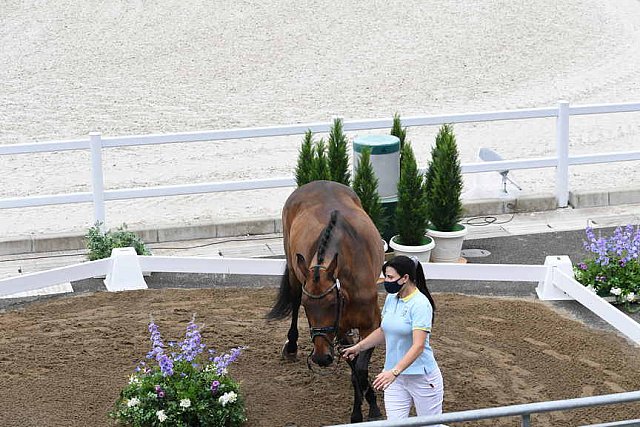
310, 138, 330, 181
327, 118, 351, 186
395, 142, 429, 246
390, 113, 407, 155
425, 124, 463, 232
353, 147, 385, 234
85, 222, 150, 261
110, 317, 246, 427
295, 130, 315, 186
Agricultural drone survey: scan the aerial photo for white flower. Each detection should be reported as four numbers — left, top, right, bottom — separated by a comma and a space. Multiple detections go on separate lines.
128, 374, 140, 385
626, 292, 636, 302
156, 410, 167, 422
219, 391, 238, 407
586, 285, 597, 293
126, 397, 140, 407
610, 287, 622, 296
180, 398, 191, 408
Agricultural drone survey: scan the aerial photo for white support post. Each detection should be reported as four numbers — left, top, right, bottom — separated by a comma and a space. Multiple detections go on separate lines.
104, 247, 148, 292
536, 255, 574, 300
555, 101, 570, 208
90, 132, 106, 231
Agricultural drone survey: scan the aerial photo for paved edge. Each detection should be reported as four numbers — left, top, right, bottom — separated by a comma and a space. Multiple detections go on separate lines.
1, 188, 639, 256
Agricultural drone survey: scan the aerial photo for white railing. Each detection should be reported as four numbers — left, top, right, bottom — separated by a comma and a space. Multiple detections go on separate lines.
2, 100, 640, 229
1, 249, 639, 345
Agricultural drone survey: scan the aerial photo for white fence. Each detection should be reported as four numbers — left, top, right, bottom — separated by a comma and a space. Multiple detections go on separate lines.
2, 100, 640, 229
1, 249, 639, 345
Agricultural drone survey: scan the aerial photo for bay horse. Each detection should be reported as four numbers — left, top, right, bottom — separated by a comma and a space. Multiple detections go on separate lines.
267, 180, 384, 423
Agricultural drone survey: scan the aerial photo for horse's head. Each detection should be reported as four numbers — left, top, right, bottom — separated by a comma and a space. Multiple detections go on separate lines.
296, 252, 343, 367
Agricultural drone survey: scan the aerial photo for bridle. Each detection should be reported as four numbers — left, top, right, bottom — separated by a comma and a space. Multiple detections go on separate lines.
302, 265, 344, 369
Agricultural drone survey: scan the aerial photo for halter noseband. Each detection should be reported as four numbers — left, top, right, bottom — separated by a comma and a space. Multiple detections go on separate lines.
302, 265, 343, 351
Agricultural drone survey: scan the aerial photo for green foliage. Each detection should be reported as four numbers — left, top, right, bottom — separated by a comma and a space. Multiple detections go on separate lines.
295, 130, 315, 186
85, 222, 150, 261
353, 148, 386, 234
310, 138, 331, 181
327, 118, 351, 186
574, 225, 640, 312
425, 124, 463, 232
390, 113, 407, 154
110, 319, 246, 427
395, 142, 429, 246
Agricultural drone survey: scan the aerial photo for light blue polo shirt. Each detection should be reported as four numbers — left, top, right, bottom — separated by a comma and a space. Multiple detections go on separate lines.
381, 289, 437, 375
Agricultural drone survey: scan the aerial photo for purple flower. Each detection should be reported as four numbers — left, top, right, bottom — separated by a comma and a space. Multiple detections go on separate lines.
155, 385, 166, 398
176, 319, 206, 362
214, 347, 245, 375
210, 380, 220, 394
578, 262, 588, 270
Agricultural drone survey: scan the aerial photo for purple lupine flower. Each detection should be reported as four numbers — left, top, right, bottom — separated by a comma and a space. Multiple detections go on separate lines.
214, 347, 245, 375
158, 354, 174, 377
210, 380, 220, 394
177, 320, 206, 362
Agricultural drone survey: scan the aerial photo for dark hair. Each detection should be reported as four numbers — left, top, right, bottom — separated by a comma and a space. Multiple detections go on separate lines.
383, 255, 436, 321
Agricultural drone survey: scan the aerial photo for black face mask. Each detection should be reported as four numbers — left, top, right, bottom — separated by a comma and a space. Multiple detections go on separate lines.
384, 279, 403, 294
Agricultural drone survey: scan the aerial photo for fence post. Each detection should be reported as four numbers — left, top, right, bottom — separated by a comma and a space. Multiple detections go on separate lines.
555, 100, 570, 207
89, 132, 106, 231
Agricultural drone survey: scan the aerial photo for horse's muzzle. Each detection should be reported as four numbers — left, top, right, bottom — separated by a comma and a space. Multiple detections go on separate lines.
311, 352, 334, 367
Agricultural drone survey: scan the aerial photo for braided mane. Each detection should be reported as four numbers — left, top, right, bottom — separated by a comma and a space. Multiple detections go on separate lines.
314, 210, 339, 282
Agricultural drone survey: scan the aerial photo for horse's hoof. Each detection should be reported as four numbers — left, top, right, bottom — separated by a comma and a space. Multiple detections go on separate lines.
350, 413, 363, 424
281, 340, 297, 361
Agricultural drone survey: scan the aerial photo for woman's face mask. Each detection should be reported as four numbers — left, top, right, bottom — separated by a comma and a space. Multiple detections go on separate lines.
383, 278, 404, 294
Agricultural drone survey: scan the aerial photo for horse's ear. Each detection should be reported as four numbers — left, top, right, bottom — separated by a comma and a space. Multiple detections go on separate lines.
295, 253, 309, 280
326, 253, 339, 277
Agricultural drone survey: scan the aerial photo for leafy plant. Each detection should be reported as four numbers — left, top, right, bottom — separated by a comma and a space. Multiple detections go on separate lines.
295, 130, 315, 186
353, 147, 385, 234
110, 317, 246, 427
395, 142, 429, 246
574, 225, 640, 311
425, 124, 463, 232
85, 222, 150, 261
327, 118, 351, 186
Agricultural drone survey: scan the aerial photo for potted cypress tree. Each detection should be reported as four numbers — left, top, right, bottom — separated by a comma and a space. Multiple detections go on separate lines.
425, 124, 467, 262
352, 147, 387, 253
388, 142, 435, 262
294, 130, 315, 187
327, 118, 351, 186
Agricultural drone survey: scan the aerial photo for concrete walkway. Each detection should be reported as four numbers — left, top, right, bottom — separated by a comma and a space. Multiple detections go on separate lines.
2, 202, 640, 281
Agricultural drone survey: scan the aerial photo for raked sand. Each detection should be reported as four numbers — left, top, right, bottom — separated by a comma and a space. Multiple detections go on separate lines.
2, 0, 640, 238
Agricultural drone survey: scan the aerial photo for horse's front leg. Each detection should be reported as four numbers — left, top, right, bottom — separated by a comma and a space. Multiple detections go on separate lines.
347, 355, 364, 423
354, 348, 382, 421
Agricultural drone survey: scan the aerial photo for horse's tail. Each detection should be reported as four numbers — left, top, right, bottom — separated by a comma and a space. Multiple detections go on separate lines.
266, 264, 293, 320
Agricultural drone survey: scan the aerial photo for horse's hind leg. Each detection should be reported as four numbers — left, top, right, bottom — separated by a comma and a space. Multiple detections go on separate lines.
357, 348, 382, 420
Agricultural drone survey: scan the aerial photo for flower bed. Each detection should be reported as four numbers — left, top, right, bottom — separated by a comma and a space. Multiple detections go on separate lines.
110, 316, 246, 426
574, 225, 640, 311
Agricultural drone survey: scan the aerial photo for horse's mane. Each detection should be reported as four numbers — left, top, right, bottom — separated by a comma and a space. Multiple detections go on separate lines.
314, 210, 339, 282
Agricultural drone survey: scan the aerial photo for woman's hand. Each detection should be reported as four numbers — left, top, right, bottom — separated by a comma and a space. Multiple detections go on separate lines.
372, 370, 396, 391
341, 343, 361, 361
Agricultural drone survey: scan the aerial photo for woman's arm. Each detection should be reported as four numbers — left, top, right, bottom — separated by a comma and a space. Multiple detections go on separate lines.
391, 329, 428, 374
372, 329, 427, 391
341, 327, 385, 360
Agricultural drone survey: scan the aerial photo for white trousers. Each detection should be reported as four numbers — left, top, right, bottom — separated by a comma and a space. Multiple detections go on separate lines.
384, 366, 444, 422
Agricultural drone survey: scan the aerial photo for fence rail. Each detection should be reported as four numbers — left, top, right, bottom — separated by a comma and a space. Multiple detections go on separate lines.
2, 100, 640, 228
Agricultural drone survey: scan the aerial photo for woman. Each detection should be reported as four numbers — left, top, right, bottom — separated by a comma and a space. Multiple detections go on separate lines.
342, 255, 444, 420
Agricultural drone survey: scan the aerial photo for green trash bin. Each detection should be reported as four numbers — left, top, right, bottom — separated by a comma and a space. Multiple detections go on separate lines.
352, 135, 400, 244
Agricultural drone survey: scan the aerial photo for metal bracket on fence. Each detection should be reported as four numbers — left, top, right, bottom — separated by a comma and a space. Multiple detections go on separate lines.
104, 247, 148, 292
536, 255, 574, 300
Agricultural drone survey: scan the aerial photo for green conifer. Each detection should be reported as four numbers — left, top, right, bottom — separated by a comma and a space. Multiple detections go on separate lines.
425, 124, 463, 231
327, 118, 351, 186
310, 139, 330, 181
294, 130, 315, 187
395, 142, 429, 246
353, 148, 385, 233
